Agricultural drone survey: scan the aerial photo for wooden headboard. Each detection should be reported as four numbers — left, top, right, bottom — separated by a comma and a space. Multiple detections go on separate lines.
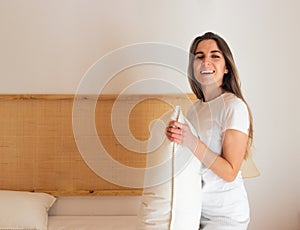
0, 94, 197, 196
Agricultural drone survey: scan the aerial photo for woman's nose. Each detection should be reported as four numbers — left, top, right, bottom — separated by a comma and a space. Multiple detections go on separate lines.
201, 59, 211, 67
201, 55, 211, 65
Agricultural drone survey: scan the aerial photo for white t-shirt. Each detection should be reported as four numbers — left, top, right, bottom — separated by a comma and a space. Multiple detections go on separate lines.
187, 92, 250, 221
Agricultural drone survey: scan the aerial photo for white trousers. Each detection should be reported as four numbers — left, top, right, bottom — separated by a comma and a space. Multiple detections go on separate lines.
200, 185, 250, 230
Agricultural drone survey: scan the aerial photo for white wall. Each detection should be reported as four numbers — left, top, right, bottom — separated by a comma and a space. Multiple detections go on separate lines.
1, 0, 299, 229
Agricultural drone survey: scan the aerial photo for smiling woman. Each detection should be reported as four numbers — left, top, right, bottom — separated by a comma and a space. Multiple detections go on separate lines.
166, 32, 255, 230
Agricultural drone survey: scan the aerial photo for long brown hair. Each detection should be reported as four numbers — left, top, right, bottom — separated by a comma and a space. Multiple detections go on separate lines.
188, 32, 253, 159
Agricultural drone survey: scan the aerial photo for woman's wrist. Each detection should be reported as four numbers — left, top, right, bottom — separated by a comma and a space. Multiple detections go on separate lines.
195, 141, 218, 168
188, 135, 200, 154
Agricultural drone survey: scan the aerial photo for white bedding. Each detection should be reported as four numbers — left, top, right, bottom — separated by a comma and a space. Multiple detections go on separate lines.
47, 196, 140, 230
48, 216, 138, 230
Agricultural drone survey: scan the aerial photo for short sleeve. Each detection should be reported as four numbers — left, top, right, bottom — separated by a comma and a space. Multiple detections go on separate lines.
223, 99, 250, 135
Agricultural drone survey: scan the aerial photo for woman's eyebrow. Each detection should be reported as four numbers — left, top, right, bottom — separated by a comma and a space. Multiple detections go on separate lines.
194, 51, 203, 55
211, 50, 223, 54
194, 50, 223, 55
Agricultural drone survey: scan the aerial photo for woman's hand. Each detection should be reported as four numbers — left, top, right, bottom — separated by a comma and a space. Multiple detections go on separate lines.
165, 120, 198, 152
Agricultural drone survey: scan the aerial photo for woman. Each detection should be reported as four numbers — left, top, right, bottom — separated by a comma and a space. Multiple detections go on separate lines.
166, 32, 253, 229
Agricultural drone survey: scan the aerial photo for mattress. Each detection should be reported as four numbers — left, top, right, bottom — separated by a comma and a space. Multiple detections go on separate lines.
48, 216, 138, 230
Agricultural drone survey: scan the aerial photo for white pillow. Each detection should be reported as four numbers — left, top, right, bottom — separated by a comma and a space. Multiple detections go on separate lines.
137, 106, 203, 230
0, 190, 56, 230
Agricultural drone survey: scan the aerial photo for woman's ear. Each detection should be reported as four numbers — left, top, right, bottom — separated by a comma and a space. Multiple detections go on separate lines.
224, 68, 229, 74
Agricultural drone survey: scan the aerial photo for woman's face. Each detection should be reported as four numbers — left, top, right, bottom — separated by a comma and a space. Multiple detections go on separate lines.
193, 39, 228, 87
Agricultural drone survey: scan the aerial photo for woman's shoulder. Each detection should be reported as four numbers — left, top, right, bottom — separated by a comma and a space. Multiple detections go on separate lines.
222, 92, 248, 113
223, 92, 246, 106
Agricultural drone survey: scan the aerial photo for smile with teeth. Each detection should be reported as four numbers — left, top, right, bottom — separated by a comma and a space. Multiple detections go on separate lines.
200, 70, 215, 74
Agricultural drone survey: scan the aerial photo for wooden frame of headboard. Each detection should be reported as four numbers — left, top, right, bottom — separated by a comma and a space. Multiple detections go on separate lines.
0, 94, 197, 196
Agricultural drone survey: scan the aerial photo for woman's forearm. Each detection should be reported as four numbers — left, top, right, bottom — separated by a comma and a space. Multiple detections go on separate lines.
192, 139, 240, 182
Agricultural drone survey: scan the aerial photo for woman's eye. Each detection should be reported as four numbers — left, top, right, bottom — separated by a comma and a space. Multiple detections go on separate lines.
211, 55, 220, 59
195, 56, 203, 60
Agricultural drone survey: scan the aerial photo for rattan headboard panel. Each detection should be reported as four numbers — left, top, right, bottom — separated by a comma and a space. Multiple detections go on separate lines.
0, 94, 196, 196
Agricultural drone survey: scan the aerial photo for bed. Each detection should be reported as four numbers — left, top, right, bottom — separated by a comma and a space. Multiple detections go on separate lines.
0, 94, 196, 230
48, 196, 141, 230
48, 216, 137, 230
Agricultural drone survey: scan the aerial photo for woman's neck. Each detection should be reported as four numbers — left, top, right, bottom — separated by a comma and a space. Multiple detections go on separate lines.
202, 85, 224, 102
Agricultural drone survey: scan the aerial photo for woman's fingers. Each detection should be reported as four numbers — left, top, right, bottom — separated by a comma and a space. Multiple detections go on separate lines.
168, 121, 183, 129
166, 133, 182, 144
167, 126, 182, 135
166, 120, 198, 151
166, 121, 185, 144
